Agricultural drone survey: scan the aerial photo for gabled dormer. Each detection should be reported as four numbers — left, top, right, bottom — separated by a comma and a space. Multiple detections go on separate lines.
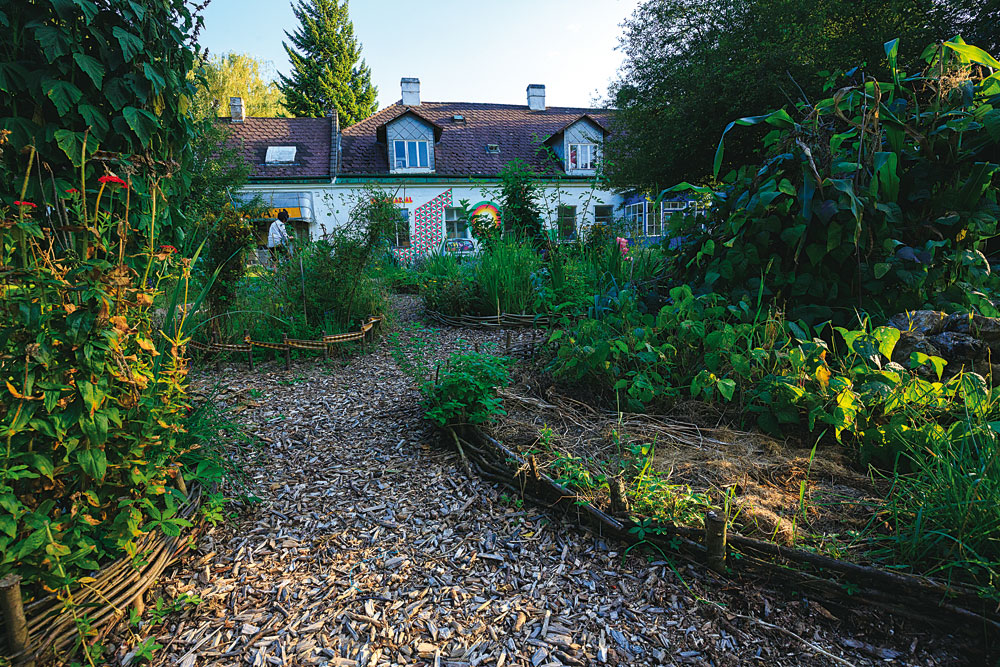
376, 79, 443, 174
544, 114, 610, 176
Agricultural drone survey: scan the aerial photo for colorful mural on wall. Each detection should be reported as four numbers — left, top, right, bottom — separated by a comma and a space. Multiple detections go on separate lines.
393, 188, 452, 261
470, 201, 501, 227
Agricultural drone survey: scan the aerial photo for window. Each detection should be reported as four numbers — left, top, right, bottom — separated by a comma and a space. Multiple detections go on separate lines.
265, 146, 297, 164
557, 205, 577, 240
444, 207, 469, 239
393, 140, 430, 169
593, 205, 613, 225
394, 208, 411, 247
623, 202, 646, 237
568, 143, 597, 170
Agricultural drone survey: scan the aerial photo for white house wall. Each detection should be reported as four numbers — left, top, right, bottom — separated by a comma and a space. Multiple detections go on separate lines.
240, 181, 623, 259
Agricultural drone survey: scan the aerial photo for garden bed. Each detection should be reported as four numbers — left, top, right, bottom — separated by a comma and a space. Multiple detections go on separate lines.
456, 366, 1000, 646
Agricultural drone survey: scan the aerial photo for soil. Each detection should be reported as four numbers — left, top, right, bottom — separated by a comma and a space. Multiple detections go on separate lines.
119, 296, 978, 666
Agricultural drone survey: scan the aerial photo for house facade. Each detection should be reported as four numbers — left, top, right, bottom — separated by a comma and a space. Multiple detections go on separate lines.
223, 79, 681, 258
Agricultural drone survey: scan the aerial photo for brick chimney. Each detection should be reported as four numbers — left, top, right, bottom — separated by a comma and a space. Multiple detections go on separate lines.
229, 96, 245, 122
527, 84, 545, 111
401, 77, 420, 106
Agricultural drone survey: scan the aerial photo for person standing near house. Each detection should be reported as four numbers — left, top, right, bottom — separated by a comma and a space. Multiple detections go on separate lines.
268, 210, 291, 265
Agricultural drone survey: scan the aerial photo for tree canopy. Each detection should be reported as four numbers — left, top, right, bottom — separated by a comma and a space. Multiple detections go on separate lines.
278, 0, 378, 125
604, 0, 978, 192
193, 52, 289, 119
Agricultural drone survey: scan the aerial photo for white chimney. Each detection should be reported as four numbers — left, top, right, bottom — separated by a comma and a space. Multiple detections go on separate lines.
401, 77, 420, 106
230, 96, 245, 122
527, 84, 545, 111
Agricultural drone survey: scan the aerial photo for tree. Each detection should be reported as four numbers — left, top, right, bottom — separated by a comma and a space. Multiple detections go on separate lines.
606, 0, 942, 192
497, 159, 544, 244
192, 52, 289, 119
278, 0, 378, 125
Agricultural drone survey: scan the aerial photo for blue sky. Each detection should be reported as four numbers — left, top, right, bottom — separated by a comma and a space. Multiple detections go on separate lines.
197, 0, 641, 110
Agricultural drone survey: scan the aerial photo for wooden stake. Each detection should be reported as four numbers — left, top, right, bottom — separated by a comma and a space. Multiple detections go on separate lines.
322, 330, 330, 360
282, 334, 291, 371
1, 574, 33, 667
705, 510, 727, 573
505, 331, 511, 354
245, 329, 254, 371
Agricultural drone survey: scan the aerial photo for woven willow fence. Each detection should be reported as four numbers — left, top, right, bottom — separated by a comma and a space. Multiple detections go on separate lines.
2, 485, 202, 665
188, 316, 383, 369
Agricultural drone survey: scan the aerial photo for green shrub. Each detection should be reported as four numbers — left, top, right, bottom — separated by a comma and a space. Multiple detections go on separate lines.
665, 38, 1000, 324
0, 163, 232, 601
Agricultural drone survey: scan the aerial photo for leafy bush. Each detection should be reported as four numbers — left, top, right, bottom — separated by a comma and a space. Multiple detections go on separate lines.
423, 351, 512, 427
216, 188, 396, 345
1, 0, 206, 244
389, 325, 512, 428
0, 163, 232, 600
665, 38, 1000, 324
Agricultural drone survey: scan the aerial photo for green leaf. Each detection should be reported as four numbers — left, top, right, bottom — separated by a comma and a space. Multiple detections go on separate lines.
959, 373, 990, 417
72, 53, 105, 88
41, 78, 83, 116
72, 0, 98, 23
983, 109, 1000, 142
112, 26, 144, 62
54, 129, 97, 167
910, 351, 947, 380
714, 109, 795, 178
77, 104, 110, 139
34, 27, 70, 61
943, 41, 1000, 69
75, 448, 108, 481
143, 63, 166, 92
873, 262, 890, 279
717, 378, 736, 402
122, 107, 160, 147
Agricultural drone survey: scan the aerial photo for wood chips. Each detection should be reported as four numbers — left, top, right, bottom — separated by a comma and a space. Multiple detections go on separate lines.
115, 297, 970, 667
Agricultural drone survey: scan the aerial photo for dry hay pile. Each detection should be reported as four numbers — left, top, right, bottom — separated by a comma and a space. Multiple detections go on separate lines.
492, 369, 881, 551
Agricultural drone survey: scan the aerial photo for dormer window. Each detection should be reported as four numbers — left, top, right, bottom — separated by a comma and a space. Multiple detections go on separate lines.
568, 143, 597, 170
265, 146, 297, 164
393, 140, 429, 169
486, 144, 500, 154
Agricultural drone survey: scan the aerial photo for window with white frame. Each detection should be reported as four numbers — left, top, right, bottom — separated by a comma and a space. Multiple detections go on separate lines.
593, 204, 613, 225
393, 140, 430, 169
444, 207, 469, 239
557, 205, 577, 240
394, 208, 411, 247
568, 143, 597, 170
623, 202, 646, 237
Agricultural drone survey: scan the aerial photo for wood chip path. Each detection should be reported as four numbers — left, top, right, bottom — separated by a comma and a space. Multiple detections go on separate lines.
127, 297, 970, 667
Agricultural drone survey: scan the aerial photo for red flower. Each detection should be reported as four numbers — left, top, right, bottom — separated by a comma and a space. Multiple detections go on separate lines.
13, 200, 36, 208
98, 175, 127, 187
65, 188, 79, 194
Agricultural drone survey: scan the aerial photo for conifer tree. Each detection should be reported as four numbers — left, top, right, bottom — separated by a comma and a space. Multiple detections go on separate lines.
278, 0, 378, 124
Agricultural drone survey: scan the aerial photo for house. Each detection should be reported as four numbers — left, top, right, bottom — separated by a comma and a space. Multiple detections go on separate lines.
222, 79, 685, 258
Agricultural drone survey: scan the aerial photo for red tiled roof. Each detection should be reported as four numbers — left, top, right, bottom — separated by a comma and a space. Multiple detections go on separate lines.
341, 101, 613, 177
219, 116, 332, 180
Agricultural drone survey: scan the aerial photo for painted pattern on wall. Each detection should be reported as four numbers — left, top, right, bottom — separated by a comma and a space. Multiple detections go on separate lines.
393, 188, 452, 261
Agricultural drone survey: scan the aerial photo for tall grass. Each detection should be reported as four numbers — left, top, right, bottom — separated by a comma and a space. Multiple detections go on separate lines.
872, 412, 1000, 589
476, 237, 542, 314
